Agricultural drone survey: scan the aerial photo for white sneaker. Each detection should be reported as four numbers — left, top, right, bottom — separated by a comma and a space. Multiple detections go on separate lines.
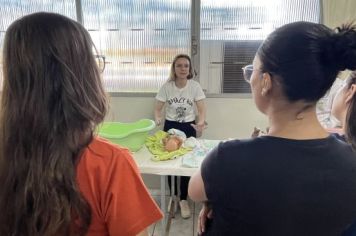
179, 200, 191, 219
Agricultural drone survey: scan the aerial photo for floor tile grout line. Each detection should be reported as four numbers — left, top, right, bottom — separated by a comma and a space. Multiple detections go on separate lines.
192, 202, 196, 236
150, 222, 156, 236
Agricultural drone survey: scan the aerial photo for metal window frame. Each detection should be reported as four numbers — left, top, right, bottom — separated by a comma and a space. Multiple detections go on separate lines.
73, 0, 322, 98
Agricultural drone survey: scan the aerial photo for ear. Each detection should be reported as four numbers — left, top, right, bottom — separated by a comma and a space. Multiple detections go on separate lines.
261, 73, 272, 94
345, 84, 356, 103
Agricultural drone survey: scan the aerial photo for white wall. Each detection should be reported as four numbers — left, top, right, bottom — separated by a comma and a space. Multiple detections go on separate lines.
322, 0, 356, 80
107, 95, 268, 189
107, 96, 268, 139
322, 0, 356, 29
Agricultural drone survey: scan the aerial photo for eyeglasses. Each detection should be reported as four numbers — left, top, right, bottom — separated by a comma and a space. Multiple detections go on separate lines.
242, 64, 260, 83
94, 55, 106, 73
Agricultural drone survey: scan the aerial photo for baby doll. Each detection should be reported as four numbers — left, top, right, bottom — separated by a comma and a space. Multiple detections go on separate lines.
163, 135, 183, 152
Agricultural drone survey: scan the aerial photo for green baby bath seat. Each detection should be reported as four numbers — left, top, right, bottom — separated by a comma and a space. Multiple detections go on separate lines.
98, 119, 156, 152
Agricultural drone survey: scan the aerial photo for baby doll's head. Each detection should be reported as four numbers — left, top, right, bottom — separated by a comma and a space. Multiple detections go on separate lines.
163, 135, 183, 152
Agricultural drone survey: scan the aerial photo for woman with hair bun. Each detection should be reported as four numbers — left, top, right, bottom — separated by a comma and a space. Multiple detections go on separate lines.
189, 22, 356, 235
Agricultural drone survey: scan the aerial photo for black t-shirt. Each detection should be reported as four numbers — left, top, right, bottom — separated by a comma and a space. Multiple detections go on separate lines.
201, 135, 356, 236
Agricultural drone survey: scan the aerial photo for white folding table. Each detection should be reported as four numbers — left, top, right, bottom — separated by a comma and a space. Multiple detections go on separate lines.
133, 146, 199, 236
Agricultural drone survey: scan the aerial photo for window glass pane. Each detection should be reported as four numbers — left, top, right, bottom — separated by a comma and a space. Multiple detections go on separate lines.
199, 0, 320, 93
0, 0, 76, 31
82, 0, 191, 92
201, 0, 319, 41
0, 0, 77, 88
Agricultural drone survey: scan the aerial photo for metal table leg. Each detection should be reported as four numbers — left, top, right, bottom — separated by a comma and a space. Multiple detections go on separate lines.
160, 175, 166, 236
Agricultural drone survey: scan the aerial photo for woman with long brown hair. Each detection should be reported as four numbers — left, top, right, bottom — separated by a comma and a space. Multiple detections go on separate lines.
0, 12, 162, 236
328, 71, 356, 236
330, 71, 356, 148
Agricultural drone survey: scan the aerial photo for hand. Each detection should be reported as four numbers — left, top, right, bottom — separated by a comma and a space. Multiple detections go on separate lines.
191, 121, 207, 134
197, 202, 213, 235
251, 127, 269, 138
251, 127, 261, 138
155, 117, 162, 126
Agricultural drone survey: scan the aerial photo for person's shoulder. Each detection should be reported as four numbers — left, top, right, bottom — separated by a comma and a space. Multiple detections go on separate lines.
329, 132, 347, 142
219, 137, 266, 151
202, 138, 267, 181
82, 136, 133, 167
187, 79, 205, 99
188, 79, 201, 87
328, 134, 354, 153
157, 80, 174, 93
77, 137, 138, 192
161, 80, 174, 88
88, 136, 130, 154
213, 137, 279, 161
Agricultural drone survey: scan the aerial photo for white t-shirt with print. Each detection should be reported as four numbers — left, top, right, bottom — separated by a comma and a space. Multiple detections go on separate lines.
156, 79, 206, 123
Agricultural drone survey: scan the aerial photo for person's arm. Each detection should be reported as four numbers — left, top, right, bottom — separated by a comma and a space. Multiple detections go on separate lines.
191, 99, 207, 135
197, 202, 213, 235
154, 100, 165, 126
196, 99, 206, 125
190, 146, 220, 234
188, 169, 208, 202
189, 145, 220, 202
104, 150, 163, 235
189, 169, 211, 235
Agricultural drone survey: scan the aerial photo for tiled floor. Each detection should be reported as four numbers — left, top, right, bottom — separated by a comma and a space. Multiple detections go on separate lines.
149, 197, 202, 236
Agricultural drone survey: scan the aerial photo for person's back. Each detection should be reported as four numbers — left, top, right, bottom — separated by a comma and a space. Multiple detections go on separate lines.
76, 137, 162, 235
202, 136, 356, 235
0, 12, 162, 236
327, 70, 356, 236
189, 21, 356, 235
